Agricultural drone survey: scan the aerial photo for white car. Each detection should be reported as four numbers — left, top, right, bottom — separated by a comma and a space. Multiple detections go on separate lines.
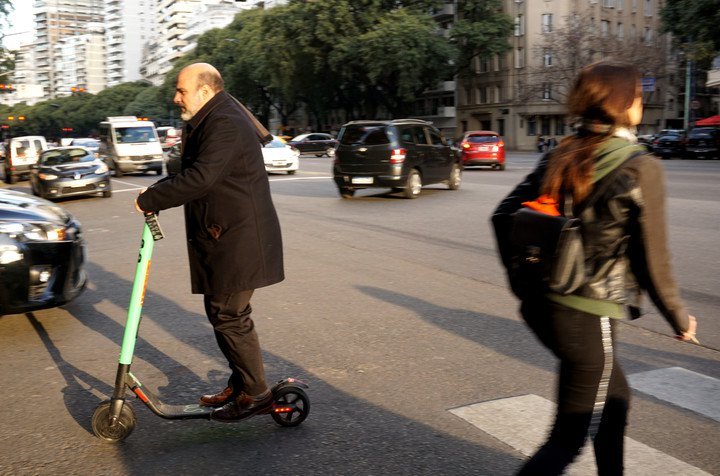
262, 136, 299, 174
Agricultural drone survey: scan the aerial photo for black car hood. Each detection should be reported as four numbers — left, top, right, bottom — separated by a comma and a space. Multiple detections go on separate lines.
0, 189, 71, 225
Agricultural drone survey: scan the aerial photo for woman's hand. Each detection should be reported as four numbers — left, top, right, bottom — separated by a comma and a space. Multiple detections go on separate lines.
678, 315, 698, 344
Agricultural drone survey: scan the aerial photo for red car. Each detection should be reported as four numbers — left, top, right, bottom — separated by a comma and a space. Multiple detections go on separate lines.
458, 131, 506, 170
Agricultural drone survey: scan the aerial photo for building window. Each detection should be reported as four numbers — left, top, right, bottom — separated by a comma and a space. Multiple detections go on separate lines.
644, 27, 653, 44
630, 24, 636, 39
527, 117, 537, 136
542, 83, 552, 100
497, 118, 505, 137
601, 20, 610, 37
464, 87, 472, 105
514, 14, 524, 36
644, 0, 652, 16
617, 0, 624, 9
555, 117, 566, 136
479, 57, 489, 73
632, 0, 637, 12
541, 116, 551, 136
617, 22, 624, 39
603, 0, 615, 7
480, 87, 488, 104
542, 14, 553, 33
543, 48, 553, 67
515, 47, 524, 69
495, 85, 502, 103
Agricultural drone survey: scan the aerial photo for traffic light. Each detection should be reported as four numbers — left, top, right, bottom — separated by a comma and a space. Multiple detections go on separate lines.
70, 86, 86, 94
0, 84, 15, 93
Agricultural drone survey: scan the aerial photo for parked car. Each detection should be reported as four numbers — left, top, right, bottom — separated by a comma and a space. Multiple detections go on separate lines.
457, 130, 506, 170
685, 127, 720, 159
333, 119, 461, 199
288, 133, 337, 157
0, 188, 86, 315
652, 131, 686, 159
262, 136, 300, 174
4, 136, 48, 184
29, 147, 112, 200
69, 138, 100, 156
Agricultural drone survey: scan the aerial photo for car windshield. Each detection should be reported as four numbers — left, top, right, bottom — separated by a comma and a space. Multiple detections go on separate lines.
339, 126, 390, 145
72, 139, 99, 148
265, 138, 288, 148
466, 135, 499, 143
114, 126, 157, 143
40, 148, 95, 165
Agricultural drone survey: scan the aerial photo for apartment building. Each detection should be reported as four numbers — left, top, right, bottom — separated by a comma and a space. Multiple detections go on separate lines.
456, 0, 676, 150
54, 26, 106, 95
105, 0, 155, 87
32, 0, 105, 98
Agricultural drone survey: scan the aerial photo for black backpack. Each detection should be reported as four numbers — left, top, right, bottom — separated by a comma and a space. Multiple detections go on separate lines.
507, 145, 645, 300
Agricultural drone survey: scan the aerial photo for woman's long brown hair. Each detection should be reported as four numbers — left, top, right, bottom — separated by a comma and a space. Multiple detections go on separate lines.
541, 60, 641, 203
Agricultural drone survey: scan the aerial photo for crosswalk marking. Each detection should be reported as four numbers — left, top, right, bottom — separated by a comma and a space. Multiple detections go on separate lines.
628, 367, 720, 422
450, 394, 711, 475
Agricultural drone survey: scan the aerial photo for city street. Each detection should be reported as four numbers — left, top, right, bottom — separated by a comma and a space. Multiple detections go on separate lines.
0, 152, 718, 475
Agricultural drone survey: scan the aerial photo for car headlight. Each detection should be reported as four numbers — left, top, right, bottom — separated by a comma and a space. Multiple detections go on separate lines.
39, 173, 58, 180
0, 244, 23, 264
94, 162, 109, 174
0, 221, 67, 241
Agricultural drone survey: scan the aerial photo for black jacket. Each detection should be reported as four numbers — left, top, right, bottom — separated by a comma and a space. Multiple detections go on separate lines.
492, 143, 689, 335
137, 91, 284, 294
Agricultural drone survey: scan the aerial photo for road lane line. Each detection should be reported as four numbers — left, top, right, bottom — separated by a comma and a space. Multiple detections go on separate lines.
628, 367, 720, 422
269, 175, 331, 181
450, 394, 711, 475
113, 178, 146, 188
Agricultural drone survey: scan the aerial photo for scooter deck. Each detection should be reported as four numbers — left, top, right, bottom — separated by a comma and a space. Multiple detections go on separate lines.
131, 383, 213, 420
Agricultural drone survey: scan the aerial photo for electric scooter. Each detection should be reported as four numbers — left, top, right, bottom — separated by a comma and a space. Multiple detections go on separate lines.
91, 213, 310, 442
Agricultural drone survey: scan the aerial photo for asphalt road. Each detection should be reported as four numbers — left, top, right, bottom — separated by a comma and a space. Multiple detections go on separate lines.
0, 152, 718, 475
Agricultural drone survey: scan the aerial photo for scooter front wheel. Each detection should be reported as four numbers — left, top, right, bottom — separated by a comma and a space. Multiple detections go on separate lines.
271, 386, 310, 427
91, 400, 136, 442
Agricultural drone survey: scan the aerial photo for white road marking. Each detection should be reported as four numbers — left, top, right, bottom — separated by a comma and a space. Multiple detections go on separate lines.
628, 367, 720, 422
450, 394, 711, 475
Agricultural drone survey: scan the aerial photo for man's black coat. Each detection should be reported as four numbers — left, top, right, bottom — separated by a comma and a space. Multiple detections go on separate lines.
137, 91, 284, 294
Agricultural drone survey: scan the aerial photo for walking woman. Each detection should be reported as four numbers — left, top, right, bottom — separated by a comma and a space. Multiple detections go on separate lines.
492, 60, 698, 475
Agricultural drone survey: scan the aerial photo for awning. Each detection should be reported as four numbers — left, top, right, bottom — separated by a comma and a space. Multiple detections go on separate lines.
695, 115, 720, 126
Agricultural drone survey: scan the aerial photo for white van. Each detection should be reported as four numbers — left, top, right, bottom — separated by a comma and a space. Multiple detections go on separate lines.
4, 136, 48, 184
98, 116, 164, 176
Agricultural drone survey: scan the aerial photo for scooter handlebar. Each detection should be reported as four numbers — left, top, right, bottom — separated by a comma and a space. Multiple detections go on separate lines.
144, 212, 164, 241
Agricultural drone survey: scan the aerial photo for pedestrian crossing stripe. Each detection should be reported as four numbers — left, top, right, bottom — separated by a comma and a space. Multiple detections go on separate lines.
450, 393, 712, 475
628, 367, 720, 422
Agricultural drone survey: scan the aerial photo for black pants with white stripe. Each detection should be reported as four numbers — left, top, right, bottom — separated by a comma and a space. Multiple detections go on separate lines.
517, 298, 630, 476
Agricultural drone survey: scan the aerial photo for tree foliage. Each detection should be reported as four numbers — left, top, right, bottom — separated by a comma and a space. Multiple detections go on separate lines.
661, 0, 720, 57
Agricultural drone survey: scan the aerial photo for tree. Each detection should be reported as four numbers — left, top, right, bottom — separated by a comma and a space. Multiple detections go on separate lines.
451, 0, 513, 75
661, 0, 720, 57
520, 14, 669, 104
0, 0, 15, 83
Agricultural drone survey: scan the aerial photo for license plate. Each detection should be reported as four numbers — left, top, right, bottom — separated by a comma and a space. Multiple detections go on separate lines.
351, 177, 373, 184
479, 146, 490, 151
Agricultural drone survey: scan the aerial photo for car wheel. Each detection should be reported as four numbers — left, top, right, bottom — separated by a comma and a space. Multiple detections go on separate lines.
338, 187, 355, 199
498, 163, 506, 171
5, 173, 16, 184
113, 162, 123, 177
155, 168, 163, 175
287, 170, 297, 175
325, 147, 335, 158
447, 163, 461, 190
102, 190, 112, 198
403, 169, 422, 199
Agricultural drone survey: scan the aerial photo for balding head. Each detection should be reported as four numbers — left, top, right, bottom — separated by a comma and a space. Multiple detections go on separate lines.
174, 63, 225, 121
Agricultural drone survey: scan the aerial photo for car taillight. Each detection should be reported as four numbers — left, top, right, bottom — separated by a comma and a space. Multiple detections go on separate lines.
390, 148, 406, 164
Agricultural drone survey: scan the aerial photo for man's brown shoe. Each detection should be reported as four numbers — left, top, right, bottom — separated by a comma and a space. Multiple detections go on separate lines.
211, 390, 273, 422
199, 386, 234, 407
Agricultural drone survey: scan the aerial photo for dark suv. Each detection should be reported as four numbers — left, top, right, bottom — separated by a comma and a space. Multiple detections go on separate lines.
685, 127, 720, 159
333, 119, 461, 199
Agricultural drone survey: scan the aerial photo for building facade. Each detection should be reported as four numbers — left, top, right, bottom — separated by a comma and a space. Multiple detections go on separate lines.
31, 0, 105, 98
54, 26, 106, 95
105, 0, 155, 87
456, 0, 676, 150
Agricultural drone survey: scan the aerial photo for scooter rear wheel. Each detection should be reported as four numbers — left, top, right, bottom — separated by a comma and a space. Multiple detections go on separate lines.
91, 400, 137, 442
271, 386, 310, 427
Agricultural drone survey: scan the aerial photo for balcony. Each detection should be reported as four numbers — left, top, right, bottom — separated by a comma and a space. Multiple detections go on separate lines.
437, 106, 456, 117
432, 3, 455, 20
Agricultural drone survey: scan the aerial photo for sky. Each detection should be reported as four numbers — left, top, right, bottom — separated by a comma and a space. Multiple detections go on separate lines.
2, 1, 33, 49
